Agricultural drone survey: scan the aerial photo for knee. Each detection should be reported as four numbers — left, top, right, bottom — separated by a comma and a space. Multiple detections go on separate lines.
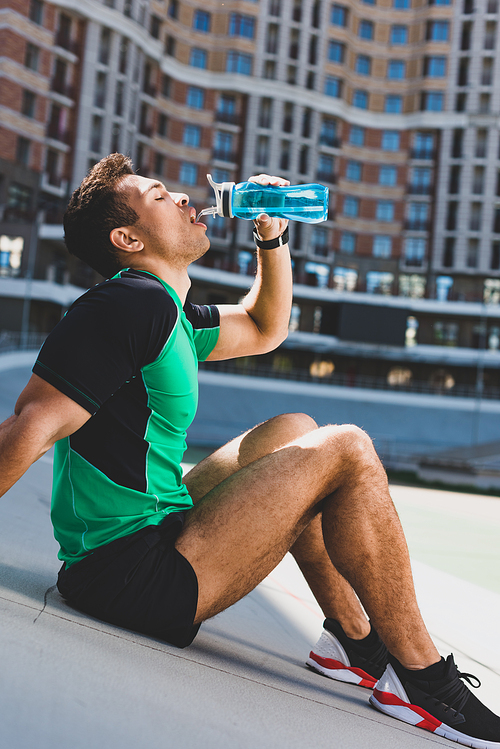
322, 423, 377, 462
274, 412, 318, 437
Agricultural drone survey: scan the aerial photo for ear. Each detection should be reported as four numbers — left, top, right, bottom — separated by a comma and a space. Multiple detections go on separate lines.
109, 226, 144, 254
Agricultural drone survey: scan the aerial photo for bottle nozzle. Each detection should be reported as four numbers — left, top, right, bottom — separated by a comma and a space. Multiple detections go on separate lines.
195, 206, 218, 223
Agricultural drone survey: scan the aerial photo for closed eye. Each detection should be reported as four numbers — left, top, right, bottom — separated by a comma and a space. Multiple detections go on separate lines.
155, 197, 164, 201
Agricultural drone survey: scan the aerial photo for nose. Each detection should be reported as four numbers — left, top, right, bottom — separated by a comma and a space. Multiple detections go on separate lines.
171, 192, 189, 206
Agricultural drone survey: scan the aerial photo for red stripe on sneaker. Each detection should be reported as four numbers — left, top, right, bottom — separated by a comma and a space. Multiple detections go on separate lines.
372, 688, 442, 731
309, 652, 377, 687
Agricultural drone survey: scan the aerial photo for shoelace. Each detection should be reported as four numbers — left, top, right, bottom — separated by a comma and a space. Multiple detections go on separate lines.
426, 669, 481, 717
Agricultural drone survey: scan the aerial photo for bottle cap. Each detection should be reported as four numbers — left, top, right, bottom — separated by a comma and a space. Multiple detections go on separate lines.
207, 174, 235, 218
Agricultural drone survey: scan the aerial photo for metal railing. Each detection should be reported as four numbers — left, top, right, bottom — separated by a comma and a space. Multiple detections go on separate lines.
200, 359, 500, 400
0, 331, 47, 354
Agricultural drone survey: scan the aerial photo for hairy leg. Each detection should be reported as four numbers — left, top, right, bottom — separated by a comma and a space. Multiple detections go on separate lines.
184, 414, 369, 638
177, 423, 439, 669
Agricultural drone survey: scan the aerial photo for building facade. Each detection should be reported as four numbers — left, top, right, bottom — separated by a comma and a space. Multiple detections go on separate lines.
2, 0, 500, 396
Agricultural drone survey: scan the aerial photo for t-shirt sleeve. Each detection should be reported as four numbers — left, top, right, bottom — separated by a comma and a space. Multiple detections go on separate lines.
33, 277, 178, 414
183, 302, 220, 362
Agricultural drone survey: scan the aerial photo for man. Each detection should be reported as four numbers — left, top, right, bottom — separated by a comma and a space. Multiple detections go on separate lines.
0, 154, 498, 747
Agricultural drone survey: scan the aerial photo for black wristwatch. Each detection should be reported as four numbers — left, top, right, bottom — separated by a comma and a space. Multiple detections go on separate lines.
252, 226, 289, 249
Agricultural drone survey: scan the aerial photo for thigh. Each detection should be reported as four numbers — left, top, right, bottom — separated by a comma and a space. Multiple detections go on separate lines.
183, 413, 317, 503
176, 425, 353, 624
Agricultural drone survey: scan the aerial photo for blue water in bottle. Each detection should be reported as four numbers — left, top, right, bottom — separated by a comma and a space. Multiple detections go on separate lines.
197, 175, 329, 224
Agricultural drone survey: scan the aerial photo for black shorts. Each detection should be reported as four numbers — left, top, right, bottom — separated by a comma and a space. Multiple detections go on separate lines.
57, 512, 200, 648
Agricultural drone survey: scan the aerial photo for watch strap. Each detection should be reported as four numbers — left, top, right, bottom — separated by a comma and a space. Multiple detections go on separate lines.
253, 226, 289, 249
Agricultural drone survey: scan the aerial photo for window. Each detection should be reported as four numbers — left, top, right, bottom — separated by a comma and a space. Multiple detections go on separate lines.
183, 124, 201, 147
340, 232, 356, 253
229, 13, 255, 38
385, 95, 402, 113
25, 43, 39, 71
168, 0, 178, 18
317, 154, 335, 180
408, 202, 429, 228
328, 41, 345, 63
411, 167, 432, 192
353, 90, 368, 109
443, 238, 454, 267
150, 15, 161, 38
379, 165, 397, 186
320, 118, 338, 146
324, 76, 342, 98
187, 86, 205, 108
157, 113, 168, 136
424, 56, 446, 77
214, 131, 234, 161
427, 21, 449, 41
154, 153, 164, 176
165, 36, 176, 56
193, 10, 211, 32
312, 227, 329, 256
359, 20, 374, 39
421, 92, 444, 111
346, 161, 362, 181
30, 0, 43, 24
16, 137, 31, 166
334, 267, 358, 291
256, 136, 270, 166
350, 126, 365, 146
394, 0, 410, 7
387, 60, 405, 80
190, 48, 207, 68
414, 131, 434, 158
219, 94, 237, 122
390, 25, 408, 44
381, 130, 400, 150
404, 237, 426, 265
344, 196, 359, 217
21, 90, 36, 118
366, 271, 394, 294
331, 4, 348, 26
269, 0, 281, 16
179, 162, 198, 185
356, 55, 371, 75
226, 51, 253, 75
376, 201, 395, 221
373, 235, 392, 257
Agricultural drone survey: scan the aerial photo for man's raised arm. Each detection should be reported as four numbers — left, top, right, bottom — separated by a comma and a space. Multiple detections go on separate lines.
0, 374, 90, 498
206, 174, 293, 362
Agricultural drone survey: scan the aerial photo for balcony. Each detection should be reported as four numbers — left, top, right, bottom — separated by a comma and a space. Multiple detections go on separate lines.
320, 135, 341, 149
54, 33, 79, 55
316, 170, 336, 184
46, 124, 70, 143
212, 149, 237, 163
410, 149, 435, 161
216, 111, 240, 126
50, 80, 75, 99
408, 184, 432, 196
405, 220, 429, 232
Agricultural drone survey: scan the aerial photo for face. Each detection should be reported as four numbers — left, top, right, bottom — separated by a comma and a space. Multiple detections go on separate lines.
117, 174, 210, 267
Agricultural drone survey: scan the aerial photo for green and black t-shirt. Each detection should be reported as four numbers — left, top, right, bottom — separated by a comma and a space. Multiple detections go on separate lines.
33, 268, 220, 567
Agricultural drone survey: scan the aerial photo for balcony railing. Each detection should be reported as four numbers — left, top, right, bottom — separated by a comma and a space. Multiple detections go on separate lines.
320, 135, 341, 148
408, 184, 432, 195
50, 80, 75, 99
405, 220, 429, 231
410, 149, 435, 161
212, 149, 237, 162
316, 170, 336, 184
216, 111, 240, 125
199, 360, 500, 400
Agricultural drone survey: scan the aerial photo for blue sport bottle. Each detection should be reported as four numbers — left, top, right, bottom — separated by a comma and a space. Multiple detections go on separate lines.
197, 174, 329, 224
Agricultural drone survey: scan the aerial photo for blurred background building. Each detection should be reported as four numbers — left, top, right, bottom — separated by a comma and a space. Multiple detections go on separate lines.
1, 0, 500, 475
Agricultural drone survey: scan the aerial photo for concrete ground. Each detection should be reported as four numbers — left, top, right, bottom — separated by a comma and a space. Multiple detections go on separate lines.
1, 352, 499, 748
